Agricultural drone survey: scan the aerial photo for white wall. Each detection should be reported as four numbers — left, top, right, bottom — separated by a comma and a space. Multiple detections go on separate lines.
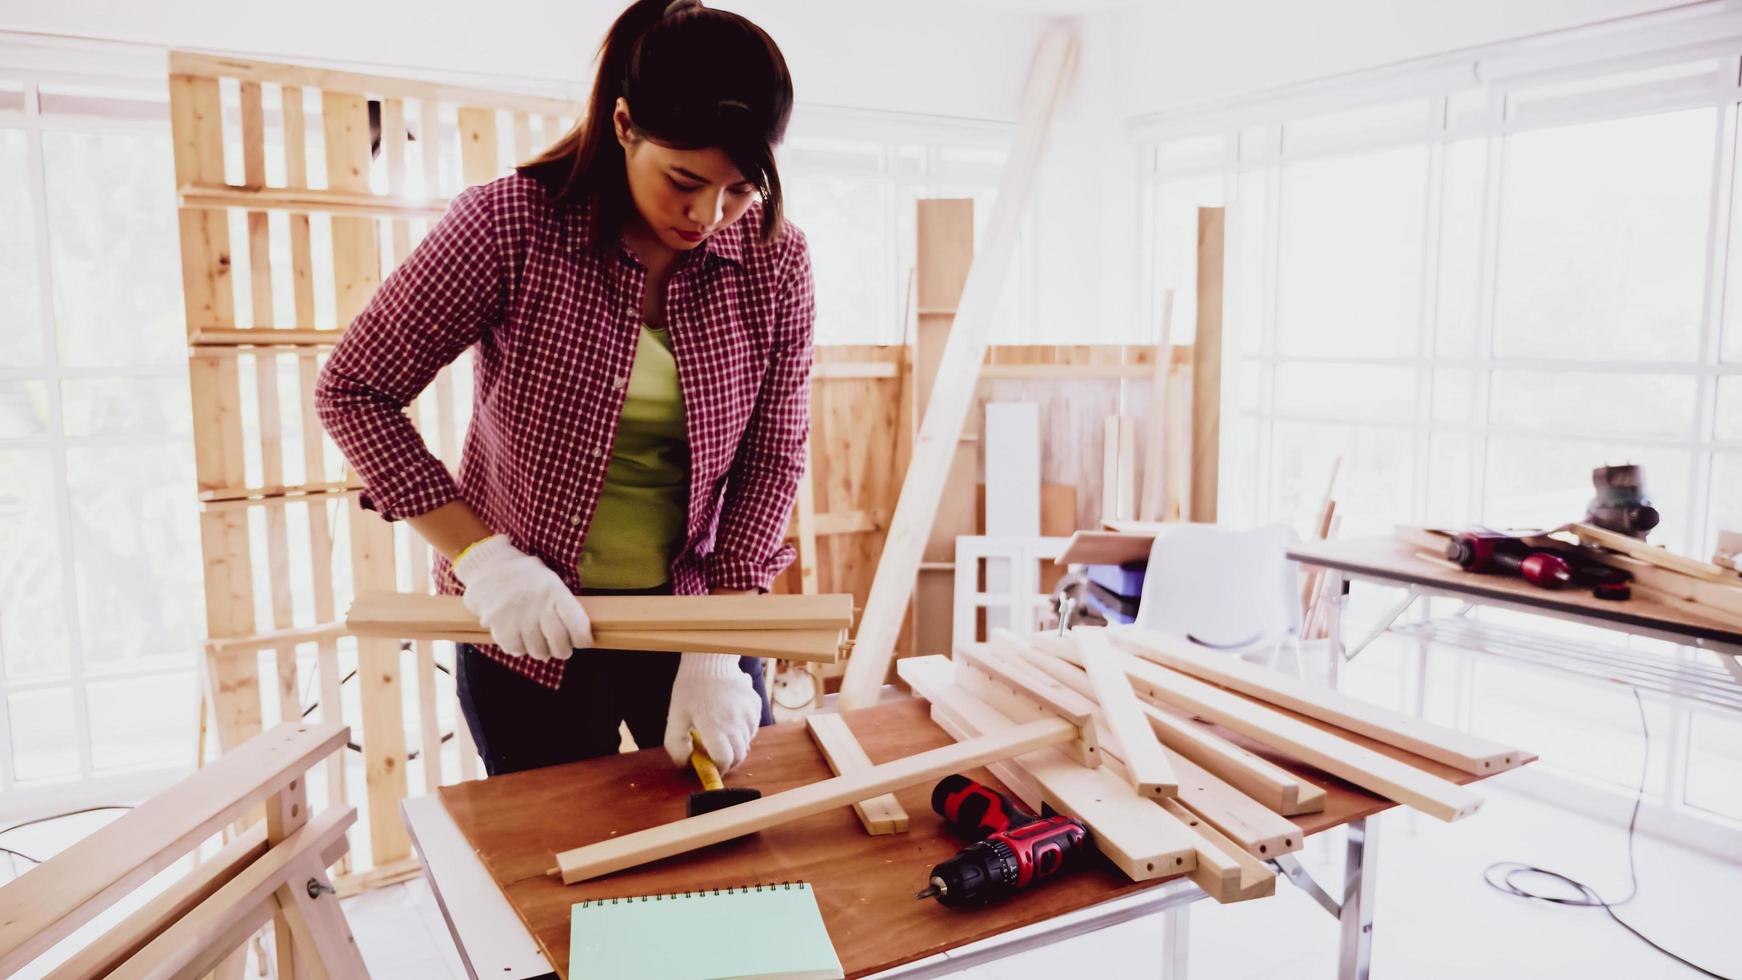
1108, 0, 1700, 116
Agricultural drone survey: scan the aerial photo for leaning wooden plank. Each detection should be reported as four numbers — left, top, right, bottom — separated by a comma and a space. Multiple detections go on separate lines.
900, 656, 1196, 882
108, 806, 358, 980
977, 642, 1299, 857
1115, 627, 1520, 776
837, 29, 1079, 709
804, 714, 908, 835
1093, 635, 1485, 821
42, 824, 269, 979
1013, 633, 1323, 815
1189, 207, 1224, 523
1078, 631, 1176, 799
553, 715, 1076, 883
0, 723, 347, 976
346, 590, 852, 633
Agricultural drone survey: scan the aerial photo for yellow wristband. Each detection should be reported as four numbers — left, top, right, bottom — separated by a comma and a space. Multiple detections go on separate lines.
452, 535, 491, 566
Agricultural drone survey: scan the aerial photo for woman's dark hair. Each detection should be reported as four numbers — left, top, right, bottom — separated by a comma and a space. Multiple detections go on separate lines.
519, 0, 793, 249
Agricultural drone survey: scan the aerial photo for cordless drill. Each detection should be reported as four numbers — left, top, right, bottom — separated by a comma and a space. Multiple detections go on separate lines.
915, 774, 1091, 908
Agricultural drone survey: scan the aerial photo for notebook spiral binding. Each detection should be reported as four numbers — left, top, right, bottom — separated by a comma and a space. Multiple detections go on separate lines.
575, 881, 809, 908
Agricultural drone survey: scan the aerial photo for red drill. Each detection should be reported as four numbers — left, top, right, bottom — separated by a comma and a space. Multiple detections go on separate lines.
917, 775, 1091, 908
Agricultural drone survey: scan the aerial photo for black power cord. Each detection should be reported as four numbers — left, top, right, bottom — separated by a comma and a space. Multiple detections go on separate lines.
1482, 687, 1737, 979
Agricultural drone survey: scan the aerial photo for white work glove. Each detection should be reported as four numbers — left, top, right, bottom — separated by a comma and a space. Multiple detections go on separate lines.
452, 534, 593, 662
663, 653, 762, 773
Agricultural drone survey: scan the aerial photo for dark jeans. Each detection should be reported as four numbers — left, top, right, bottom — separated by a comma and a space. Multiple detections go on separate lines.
454, 587, 774, 776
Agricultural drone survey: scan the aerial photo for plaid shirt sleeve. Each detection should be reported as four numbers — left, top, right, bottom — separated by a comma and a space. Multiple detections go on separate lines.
315, 184, 503, 521
703, 226, 816, 592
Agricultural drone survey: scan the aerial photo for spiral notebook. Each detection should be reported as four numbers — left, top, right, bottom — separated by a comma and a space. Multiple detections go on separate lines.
568, 881, 843, 979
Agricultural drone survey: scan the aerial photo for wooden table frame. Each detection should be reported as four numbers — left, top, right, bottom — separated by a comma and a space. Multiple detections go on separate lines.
403, 688, 1392, 980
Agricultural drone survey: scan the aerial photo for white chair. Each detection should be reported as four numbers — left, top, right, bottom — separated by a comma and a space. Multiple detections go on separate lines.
1131, 523, 1304, 675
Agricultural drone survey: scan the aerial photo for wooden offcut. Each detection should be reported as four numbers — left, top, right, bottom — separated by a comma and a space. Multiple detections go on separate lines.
839, 30, 1080, 708
1079, 631, 1176, 799
804, 713, 909, 835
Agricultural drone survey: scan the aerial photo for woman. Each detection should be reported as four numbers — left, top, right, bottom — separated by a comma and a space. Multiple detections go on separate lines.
316, 0, 812, 778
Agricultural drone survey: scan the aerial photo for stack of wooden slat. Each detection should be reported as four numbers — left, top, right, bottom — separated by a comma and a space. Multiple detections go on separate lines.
345, 591, 854, 663
898, 626, 1525, 903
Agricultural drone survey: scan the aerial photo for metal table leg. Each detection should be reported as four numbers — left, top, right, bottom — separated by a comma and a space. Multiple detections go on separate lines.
1161, 904, 1190, 980
1339, 817, 1377, 980
1326, 571, 1346, 688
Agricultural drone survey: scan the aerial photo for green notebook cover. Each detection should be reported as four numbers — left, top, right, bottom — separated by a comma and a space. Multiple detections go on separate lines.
568, 881, 844, 979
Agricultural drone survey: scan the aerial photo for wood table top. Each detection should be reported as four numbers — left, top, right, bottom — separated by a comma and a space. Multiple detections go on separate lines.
1289, 536, 1742, 646
439, 694, 1523, 978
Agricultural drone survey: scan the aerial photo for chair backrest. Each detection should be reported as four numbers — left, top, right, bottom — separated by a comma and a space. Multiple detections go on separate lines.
1132, 523, 1301, 652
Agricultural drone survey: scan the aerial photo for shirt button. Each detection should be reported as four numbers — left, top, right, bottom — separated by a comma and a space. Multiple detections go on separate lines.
613, 376, 628, 389
570, 513, 582, 526
591, 446, 604, 458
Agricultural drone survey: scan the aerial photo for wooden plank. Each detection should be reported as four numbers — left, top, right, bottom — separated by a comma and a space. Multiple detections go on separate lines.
959, 641, 1095, 729
804, 714, 909, 835
1562, 522, 1735, 582
1100, 631, 1485, 822
458, 107, 500, 186
107, 807, 357, 980
793, 438, 822, 596
954, 658, 1100, 769
348, 607, 845, 662
1055, 530, 1156, 567
347, 590, 852, 633
1159, 797, 1276, 903
273, 854, 369, 977
1014, 633, 1323, 814
1139, 292, 1175, 522
0, 724, 347, 975
840, 31, 1079, 708
264, 769, 307, 978
1189, 208, 1224, 523
179, 183, 451, 220
552, 717, 1077, 883
41, 825, 269, 979
1121, 627, 1522, 777
169, 50, 578, 116
1078, 631, 1176, 799
899, 656, 1197, 882
994, 636, 1301, 855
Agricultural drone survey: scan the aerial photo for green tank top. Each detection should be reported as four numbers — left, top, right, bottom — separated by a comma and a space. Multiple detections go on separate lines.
576, 323, 690, 589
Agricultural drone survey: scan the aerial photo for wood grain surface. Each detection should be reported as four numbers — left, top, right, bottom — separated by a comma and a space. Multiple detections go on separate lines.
438, 697, 1527, 978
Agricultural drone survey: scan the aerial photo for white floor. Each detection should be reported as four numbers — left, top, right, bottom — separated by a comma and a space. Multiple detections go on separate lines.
331, 774, 1739, 979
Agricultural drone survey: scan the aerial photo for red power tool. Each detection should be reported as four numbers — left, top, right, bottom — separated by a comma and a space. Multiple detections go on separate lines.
1446, 528, 1631, 600
916, 774, 1091, 908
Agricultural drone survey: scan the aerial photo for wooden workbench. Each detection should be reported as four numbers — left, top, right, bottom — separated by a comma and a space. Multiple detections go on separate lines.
438, 695, 1525, 977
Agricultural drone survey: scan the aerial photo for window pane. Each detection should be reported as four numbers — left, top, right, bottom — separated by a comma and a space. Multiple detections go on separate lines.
1483, 437, 1689, 547
42, 130, 183, 367
1489, 370, 1696, 440
65, 445, 202, 670
1424, 433, 1474, 526
61, 376, 191, 438
87, 671, 196, 772
9, 687, 78, 781
1273, 363, 1417, 421
1493, 110, 1713, 362
0, 450, 72, 680
1276, 146, 1428, 358
1710, 453, 1742, 545
1685, 711, 1742, 821
0, 381, 51, 439
0, 129, 43, 366
1467, 657, 1667, 791
1435, 139, 1487, 358
786, 177, 891, 345
1269, 420, 1414, 536
1154, 174, 1226, 346
1717, 376, 1742, 442
1431, 369, 1476, 423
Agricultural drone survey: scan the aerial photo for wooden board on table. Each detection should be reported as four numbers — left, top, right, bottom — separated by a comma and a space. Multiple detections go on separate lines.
347, 591, 852, 633
804, 714, 909, 835
1292, 537, 1742, 646
439, 697, 1522, 977
1056, 530, 1157, 567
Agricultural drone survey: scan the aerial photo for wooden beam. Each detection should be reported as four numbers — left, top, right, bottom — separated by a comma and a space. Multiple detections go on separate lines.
1159, 798, 1276, 903
168, 50, 578, 116
348, 591, 852, 633
1078, 631, 1176, 799
1098, 632, 1484, 821
553, 717, 1077, 883
839, 29, 1079, 708
1119, 627, 1521, 777
1139, 290, 1175, 522
899, 656, 1197, 882
961, 641, 1097, 730
1189, 207, 1224, 523
804, 714, 909, 835
954, 657, 1101, 769
1055, 530, 1157, 567
179, 183, 451, 220
1563, 522, 1736, 582
1011, 632, 1324, 814
0, 723, 347, 975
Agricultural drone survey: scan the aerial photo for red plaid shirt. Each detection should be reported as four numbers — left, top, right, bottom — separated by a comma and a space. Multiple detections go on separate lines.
317, 174, 814, 688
